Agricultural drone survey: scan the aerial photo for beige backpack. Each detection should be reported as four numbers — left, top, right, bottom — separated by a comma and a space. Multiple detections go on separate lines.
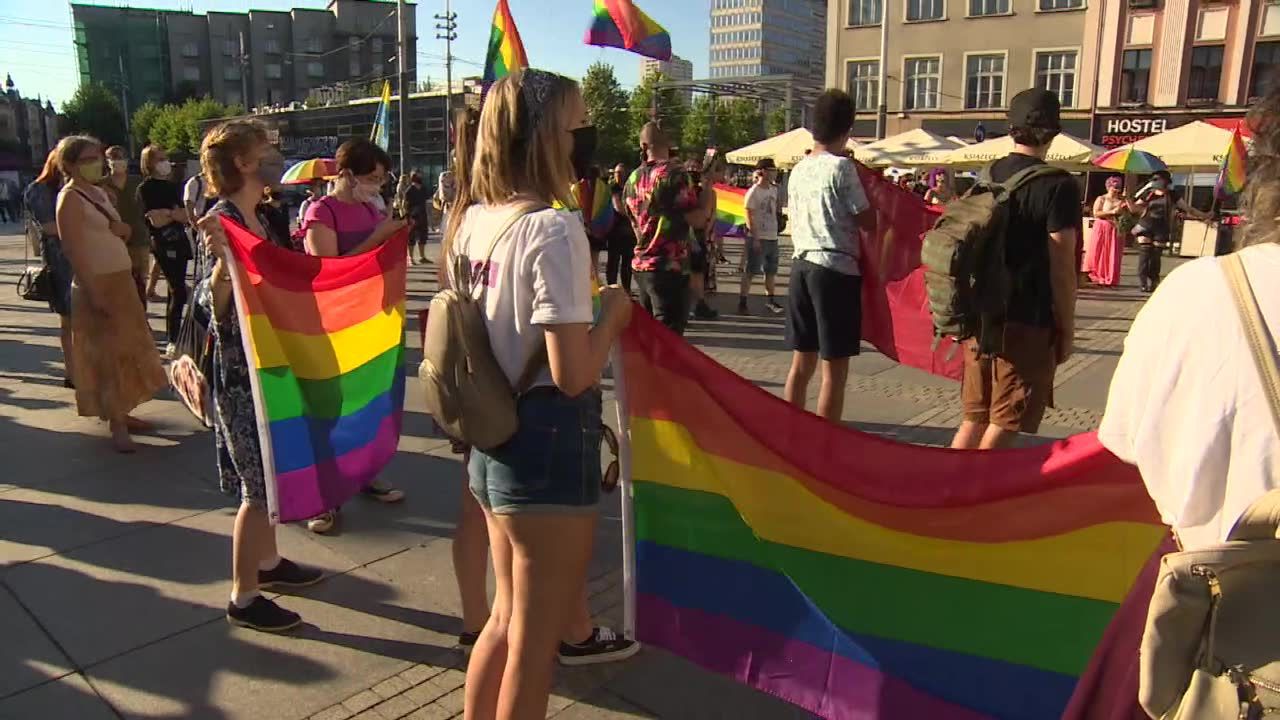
419, 202, 548, 451
1138, 254, 1280, 719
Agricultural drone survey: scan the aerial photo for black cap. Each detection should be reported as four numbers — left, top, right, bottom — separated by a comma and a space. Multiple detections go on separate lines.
755, 158, 776, 170
1008, 89, 1062, 131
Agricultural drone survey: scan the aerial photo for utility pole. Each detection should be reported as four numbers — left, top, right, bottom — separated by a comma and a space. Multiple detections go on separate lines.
118, 53, 133, 156
1088, 0, 1108, 142
240, 30, 251, 110
397, 0, 410, 173
875, 0, 889, 140
435, 1, 457, 167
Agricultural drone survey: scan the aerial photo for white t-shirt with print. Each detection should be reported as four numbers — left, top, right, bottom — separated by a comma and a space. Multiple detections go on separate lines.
787, 153, 871, 276
1099, 243, 1280, 551
744, 184, 779, 241
452, 204, 594, 390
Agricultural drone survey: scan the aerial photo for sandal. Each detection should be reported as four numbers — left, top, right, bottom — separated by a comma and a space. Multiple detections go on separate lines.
361, 480, 405, 504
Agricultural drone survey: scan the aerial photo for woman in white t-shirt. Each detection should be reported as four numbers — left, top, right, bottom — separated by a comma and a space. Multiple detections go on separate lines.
450, 69, 633, 719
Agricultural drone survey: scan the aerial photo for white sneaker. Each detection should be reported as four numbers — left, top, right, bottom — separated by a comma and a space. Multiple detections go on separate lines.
164, 343, 177, 359
306, 511, 336, 534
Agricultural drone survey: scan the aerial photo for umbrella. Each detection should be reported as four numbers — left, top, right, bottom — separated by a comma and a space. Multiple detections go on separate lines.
726, 128, 859, 170
1093, 147, 1167, 173
942, 133, 1102, 170
854, 128, 965, 167
281, 158, 338, 185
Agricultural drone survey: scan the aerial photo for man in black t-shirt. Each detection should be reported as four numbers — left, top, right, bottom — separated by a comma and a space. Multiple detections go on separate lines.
953, 89, 1082, 450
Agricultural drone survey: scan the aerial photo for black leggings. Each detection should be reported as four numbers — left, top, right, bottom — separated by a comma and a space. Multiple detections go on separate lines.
1137, 243, 1163, 290
153, 248, 189, 343
605, 237, 633, 292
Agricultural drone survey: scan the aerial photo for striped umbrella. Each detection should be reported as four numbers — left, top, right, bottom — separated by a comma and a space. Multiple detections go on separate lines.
280, 158, 338, 185
1093, 147, 1168, 173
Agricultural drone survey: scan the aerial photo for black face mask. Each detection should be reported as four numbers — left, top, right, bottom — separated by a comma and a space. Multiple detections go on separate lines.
690, 171, 702, 185
571, 126, 598, 179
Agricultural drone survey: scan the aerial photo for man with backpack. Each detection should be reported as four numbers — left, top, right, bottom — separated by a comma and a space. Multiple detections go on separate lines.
928, 88, 1080, 450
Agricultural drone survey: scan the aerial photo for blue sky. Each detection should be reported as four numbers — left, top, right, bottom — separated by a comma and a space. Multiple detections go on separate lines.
0, 0, 709, 109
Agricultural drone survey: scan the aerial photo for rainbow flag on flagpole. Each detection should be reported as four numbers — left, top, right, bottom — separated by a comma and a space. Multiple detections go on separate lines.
585, 0, 672, 62
220, 216, 409, 524
483, 0, 529, 86
370, 81, 392, 151
1215, 125, 1248, 200
615, 310, 1168, 719
712, 183, 747, 238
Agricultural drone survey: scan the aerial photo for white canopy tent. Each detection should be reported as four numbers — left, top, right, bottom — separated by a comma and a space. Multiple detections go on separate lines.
1125, 121, 1242, 170
726, 128, 859, 169
942, 133, 1103, 170
854, 129, 966, 167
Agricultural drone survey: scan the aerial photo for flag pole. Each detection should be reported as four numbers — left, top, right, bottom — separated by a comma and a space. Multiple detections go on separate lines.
609, 343, 637, 639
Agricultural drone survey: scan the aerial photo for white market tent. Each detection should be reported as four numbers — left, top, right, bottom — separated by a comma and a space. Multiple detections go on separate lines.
854, 129, 966, 167
726, 127, 859, 169
1126, 121, 1241, 170
942, 132, 1103, 170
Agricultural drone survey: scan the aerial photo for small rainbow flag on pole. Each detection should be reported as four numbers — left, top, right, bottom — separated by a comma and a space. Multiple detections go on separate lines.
615, 310, 1168, 719
483, 0, 529, 86
572, 178, 616, 240
585, 0, 672, 62
220, 216, 408, 524
1215, 125, 1248, 200
712, 183, 747, 238
370, 81, 392, 151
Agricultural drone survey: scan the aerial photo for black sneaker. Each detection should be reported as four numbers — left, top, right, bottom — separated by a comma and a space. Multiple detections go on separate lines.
767, 298, 784, 314
737, 298, 750, 315
558, 626, 642, 666
459, 630, 480, 652
693, 301, 719, 320
258, 558, 324, 590
226, 596, 302, 633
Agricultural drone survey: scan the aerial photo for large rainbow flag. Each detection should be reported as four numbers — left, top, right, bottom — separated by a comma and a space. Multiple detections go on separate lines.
483, 0, 529, 86
618, 310, 1169, 719
1215, 125, 1248, 200
711, 183, 747, 238
585, 0, 672, 62
221, 216, 408, 524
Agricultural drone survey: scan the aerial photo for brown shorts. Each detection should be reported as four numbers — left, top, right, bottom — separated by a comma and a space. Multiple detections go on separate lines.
960, 322, 1057, 433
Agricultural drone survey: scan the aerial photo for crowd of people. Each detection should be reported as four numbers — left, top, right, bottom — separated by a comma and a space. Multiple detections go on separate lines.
14, 62, 1278, 720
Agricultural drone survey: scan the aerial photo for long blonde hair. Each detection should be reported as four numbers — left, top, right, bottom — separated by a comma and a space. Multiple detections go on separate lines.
1240, 87, 1280, 248
442, 106, 481, 265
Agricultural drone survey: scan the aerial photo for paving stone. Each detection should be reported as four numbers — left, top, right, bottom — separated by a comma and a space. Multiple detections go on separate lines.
310, 706, 355, 720
373, 692, 420, 720
343, 690, 383, 714
399, 663, 445, 687
435, 687, 465, 716
404, 702, 453, 720
372, 675, 412, 699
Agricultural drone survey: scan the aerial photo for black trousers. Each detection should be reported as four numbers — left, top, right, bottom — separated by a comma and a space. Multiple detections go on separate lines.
605, 236, 634, 293
635, 270, 690, 336
1137, 243, 1163, 290
153, 246, 190, 343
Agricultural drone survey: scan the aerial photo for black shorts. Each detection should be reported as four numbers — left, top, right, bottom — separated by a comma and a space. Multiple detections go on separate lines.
786, 257, 862, 360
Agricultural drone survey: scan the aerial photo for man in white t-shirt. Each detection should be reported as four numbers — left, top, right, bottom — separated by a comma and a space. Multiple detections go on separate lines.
782, 89, 875, 422
740, 159, 781, 315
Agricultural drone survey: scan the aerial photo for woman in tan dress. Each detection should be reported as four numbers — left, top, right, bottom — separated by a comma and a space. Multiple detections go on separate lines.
54, 136, 167, 453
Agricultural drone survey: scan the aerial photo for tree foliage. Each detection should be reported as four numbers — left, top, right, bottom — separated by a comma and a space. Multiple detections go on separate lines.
61, 83, 127, 148
766, 105, 791, 137
581, 62, 630, 169
628, 71, 686, 155
681, 97, 765, 156
140, 97, 243, 158
130, 102, 163, 150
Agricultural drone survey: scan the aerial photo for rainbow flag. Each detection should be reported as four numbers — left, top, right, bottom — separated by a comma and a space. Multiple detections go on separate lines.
584, 0, 672, 62
572, 178, 616, 239
483, 0, 529, 86
712, 183, 747, 238
220, 216, 408, 524
369, 81, 392, 151
619, 310, 1168, 719
1215, 125, 1248, 200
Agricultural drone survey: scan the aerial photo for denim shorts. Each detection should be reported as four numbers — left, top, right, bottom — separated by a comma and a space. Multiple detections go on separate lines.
468, 387, 603, 515
747, 238, 780, 276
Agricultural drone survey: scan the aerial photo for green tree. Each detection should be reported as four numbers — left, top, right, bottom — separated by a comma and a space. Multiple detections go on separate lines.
766, 105, 791, 137
146, 96, 242, 158
628, 71, 686, 155
130, 102, 163, 150
720, 99, 764, 152
581, 62, 630, 168
680, 95, 715, 154
61, 83, 127, 147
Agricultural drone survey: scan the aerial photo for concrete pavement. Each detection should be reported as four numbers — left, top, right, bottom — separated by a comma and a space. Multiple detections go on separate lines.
0, 225, 1160, 720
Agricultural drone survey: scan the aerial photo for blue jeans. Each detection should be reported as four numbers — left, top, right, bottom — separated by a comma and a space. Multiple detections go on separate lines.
469, 387, 603, 515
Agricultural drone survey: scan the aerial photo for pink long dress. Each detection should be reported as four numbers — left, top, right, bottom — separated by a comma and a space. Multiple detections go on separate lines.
1086, 196, 1126, 286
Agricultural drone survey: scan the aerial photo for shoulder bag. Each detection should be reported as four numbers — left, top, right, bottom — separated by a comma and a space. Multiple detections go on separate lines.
1138, 253, 1280, 719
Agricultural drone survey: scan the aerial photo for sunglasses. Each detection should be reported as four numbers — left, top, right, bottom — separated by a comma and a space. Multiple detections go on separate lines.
602, 424, 620, 493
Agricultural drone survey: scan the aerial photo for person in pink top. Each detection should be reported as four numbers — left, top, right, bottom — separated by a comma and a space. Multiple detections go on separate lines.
299, 138, 409, 534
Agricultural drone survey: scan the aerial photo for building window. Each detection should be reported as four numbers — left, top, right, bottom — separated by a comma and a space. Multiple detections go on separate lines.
181, 42, 199, 58
349, 37, 361, 78
969, 0, 1010, 14
224, 65, 241, 81
223, 39, 237, 56
1035, 50, 1077, 107
306, 37, 323, 54
1039, 0, 1084, 9
965, 53, 1005, 108
904, 56, 941, 110
307, 61, 325, 78
907, 0, 945, 21
226, 90, 241, 106
846, 60, 880, 111
265, 39, 281, 55
182, 66, 200, 82
373, 62, 385, 77
1252, 41, 1280, 99
371, 38, 383, 57
848, 0, 883, 25
265, 63, 283, 80
1188, 45, 1224, 101
1119, 48, 1152, 103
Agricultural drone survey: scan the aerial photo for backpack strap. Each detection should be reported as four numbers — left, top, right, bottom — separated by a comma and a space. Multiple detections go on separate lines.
1222, 254, 1280, 542
1000, 164, 1068, 195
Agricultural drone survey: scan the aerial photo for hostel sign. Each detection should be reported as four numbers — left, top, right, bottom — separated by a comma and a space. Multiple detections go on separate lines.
1097, 116, 1174, 147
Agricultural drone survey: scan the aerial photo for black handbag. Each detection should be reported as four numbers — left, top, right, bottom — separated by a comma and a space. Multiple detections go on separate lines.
16, 226, 51, 303
153, 221, 193, 262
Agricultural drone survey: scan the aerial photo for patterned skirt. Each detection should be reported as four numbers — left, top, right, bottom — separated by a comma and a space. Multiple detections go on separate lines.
69, 270, 167, 420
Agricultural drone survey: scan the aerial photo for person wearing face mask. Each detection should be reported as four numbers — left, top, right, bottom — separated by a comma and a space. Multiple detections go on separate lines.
54, 135, 167, 453
100, 146, 149, 301
136, 145, 193, 357
194, 120, 326, 633
300, 137, 408, 533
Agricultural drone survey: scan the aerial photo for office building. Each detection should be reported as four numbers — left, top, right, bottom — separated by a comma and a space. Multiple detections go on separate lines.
710, 0, 826, 87
641, 55, 694, 102
825, 0, 1091, 139
71, 0, 416, 112
0, 76, 60, 175
1083, 0, 1273, 147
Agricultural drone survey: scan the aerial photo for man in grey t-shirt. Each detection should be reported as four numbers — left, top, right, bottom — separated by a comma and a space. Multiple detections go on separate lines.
782, 90, 876, 422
